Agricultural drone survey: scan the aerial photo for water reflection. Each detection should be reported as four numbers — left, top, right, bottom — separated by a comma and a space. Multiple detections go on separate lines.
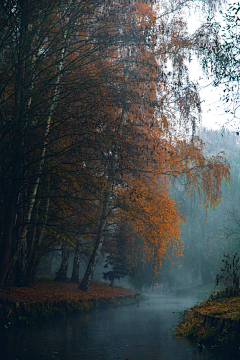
0, 294, 240, 360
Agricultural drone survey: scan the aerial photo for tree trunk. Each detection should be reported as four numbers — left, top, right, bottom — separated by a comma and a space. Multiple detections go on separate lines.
79, 190, 110, 291
0, 0, 73, 288
0, 184, 18, 288
12, 2, 73, 282
46, 252, 54, 275
55, 248, 70, 281
25, 255, 41, 286
70, 241, 82, 283
14, 238, 28, 287
0, 207, 16, 287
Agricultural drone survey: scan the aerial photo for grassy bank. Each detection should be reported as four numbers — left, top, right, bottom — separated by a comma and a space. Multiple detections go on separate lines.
0, 280, 141, 328
175, 293, 240, 348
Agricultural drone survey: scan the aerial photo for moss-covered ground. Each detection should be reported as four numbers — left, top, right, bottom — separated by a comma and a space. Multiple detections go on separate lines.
175, 293, 240, 348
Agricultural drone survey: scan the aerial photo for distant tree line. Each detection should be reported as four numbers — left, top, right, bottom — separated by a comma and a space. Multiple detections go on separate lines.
152, 129, 240, 291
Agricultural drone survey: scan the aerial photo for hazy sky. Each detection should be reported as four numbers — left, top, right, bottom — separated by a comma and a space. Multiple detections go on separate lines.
187, 0, 239, 131
189, 59, 230, 130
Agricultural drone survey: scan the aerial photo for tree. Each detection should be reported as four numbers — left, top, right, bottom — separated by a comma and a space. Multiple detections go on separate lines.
197, 2, 240, 130
0, 0, 231, 290
54, 246, 70, 282
0, 0, 76, 286
0, 0, 143, 287
70, 238, 82, 283
154, 128, 240, 289
76, 0, 231, 291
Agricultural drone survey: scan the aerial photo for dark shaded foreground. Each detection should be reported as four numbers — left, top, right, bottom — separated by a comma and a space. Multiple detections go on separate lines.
1, 293, 240, 359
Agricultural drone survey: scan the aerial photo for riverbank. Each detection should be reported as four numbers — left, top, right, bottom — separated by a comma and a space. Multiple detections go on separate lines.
175, 293, 240, 348
0, 280, 141, 328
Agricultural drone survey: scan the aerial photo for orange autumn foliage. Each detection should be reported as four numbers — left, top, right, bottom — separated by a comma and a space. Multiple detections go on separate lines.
0, 0, 231, 290
62, 0, 230, 289
116, 177, 184, 270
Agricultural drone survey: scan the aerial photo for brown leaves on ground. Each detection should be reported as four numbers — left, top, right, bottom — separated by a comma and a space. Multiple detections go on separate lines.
0, 281, 136, 304
194, 296, 240, 320
175, 295, 240, 338
175, 295, 240, 347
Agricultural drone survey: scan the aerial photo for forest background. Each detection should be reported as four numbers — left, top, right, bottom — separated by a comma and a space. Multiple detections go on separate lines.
39, 128, 240, 292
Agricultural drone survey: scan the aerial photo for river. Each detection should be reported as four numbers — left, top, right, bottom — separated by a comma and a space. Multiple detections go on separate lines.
0, 293, 239, 360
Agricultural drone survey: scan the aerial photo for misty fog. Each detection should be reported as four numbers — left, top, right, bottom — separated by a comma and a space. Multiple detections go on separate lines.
37, 129, 240, 297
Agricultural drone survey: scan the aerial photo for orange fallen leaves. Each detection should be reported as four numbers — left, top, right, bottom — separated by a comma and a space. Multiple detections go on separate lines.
0, 281, 136, 304
175, 294, 240, 348
195, 296, 240, 320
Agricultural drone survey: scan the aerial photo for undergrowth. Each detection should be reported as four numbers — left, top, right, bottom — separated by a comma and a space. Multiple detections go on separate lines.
209, 253, 240, 301
174, 254, 240, 348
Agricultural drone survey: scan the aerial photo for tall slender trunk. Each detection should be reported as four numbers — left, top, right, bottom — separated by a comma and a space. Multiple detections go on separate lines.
79, 190, 110, 291
26, 259, 40, 286
0, 184, 18, 288
25, 188, 51, 286
0, 1, 73, 288
14, 1, 73, 285
70, 240, 82, 283
46, 252, 54, 275
14, 238, 28, 287
78, 106, 126, 292
0, 0, 27, 288
55, 248, 70, 281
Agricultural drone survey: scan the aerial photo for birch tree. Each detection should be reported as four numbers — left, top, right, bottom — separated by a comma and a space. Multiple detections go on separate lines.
0, 0, 111, 287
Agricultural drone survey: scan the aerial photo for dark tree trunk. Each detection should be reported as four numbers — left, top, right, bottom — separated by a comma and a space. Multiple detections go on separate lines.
26, 257, 41, 286
14, 238, 28, 287
70, 242, 82, 283
79, 191, 110, 292
55, 248, 70, 281
46, 252, 54, 275
0, 187, 18, 288
78, 239, 103, 291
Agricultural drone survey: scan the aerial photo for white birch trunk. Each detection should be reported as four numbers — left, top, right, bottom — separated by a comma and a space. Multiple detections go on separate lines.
17, 0, 73, 264
79, 190, 111, 291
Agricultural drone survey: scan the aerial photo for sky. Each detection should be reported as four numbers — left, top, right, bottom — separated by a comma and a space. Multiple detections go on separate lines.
188, 59, 231, 131
187, 0, 239, 131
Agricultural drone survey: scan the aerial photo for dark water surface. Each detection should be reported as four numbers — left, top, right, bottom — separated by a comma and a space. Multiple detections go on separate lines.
0, 293, 239, 360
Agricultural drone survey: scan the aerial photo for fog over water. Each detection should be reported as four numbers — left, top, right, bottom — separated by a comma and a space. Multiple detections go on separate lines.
1, 292, 240, 360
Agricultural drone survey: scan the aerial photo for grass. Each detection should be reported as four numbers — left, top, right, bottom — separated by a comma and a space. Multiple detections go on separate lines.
174, 289, 240, 348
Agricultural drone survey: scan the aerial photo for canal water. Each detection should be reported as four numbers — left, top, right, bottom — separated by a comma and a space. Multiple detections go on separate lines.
0, 293, 239, 360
